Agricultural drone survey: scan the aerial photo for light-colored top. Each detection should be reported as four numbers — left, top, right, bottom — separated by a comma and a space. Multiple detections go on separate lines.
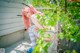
30, 14, 44, 29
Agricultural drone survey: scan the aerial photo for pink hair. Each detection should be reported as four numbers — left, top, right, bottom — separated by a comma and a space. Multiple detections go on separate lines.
22, 5, 42, 30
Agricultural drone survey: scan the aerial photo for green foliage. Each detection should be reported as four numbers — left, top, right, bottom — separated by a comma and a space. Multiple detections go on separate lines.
25, 0, 80, 53
65, 50, 71, 53
32, 29, 52, 53
58, 1, 80, 42
36, 11, 57, 27
72, 50, 77, 53
67, 2, 80, 19
59, 12, 80, 42
65, 50, 77, 53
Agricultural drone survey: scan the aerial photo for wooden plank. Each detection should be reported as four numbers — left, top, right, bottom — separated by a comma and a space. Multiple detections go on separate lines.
8, 0, 24, 3
0, 18, 23, 25
0, 0, 24, 4
0, 7, 22, 13
0, 1, 23, 9
0, 13, 22, 18
0, 0, 25, 36
0, 16, 22, 19
0, 25, 25, 36
0, 22, 24, 31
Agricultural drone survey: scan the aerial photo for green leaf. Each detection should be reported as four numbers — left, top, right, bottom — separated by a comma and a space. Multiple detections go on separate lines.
58, 33, 64, 40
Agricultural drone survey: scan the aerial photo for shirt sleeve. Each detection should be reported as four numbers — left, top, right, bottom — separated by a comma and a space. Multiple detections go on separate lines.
31, 14, 44, 29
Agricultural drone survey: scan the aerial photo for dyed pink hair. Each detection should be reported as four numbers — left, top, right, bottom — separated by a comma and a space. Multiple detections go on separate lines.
22, 5, 41, 29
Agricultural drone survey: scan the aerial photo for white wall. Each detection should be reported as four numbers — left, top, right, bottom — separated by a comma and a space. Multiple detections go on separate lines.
0, 0, 27, 47
0, 30, 25, 48
0, 0, 25, 36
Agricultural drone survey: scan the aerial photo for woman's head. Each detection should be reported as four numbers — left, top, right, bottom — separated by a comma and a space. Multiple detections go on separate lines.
25, 4, 38, 18
25, 7, 32, 18
22, 6, 33, 18
22, 4, 42, 18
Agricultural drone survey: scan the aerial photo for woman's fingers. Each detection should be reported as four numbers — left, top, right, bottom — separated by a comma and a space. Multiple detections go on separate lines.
44, 38, 51, 42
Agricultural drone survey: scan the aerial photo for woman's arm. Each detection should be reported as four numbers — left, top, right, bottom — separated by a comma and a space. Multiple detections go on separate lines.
44, 38, 52, 42
44, 34, 57, 42
31, 14, 44, 29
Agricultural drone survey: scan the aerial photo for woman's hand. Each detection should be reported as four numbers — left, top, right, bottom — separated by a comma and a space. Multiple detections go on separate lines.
44, 38, 51, 42
37, 11, 44, 16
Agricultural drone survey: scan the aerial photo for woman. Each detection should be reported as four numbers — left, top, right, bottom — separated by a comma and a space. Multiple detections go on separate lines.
22, 4, 44, 53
